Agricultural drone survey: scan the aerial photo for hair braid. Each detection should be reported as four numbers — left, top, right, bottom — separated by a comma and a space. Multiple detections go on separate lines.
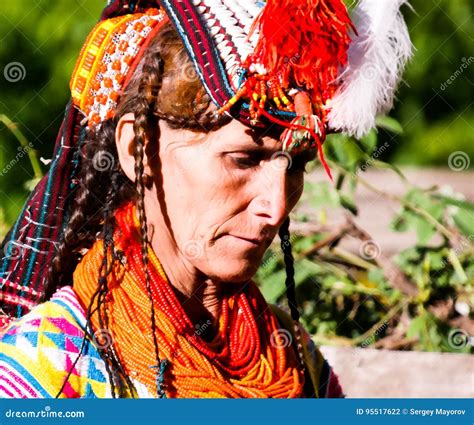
133, 50, 167, 398
279, 217, 306, 372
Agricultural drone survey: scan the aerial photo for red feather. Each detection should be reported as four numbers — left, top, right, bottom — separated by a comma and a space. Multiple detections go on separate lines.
250, 0, 354, 104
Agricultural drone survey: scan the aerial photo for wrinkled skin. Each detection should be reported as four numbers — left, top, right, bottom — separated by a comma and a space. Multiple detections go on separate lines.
116, 115, 316, 331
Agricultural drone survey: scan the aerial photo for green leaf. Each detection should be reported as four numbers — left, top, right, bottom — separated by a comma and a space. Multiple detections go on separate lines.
339, 193, 358, 215
258, 269, 286, 304
415, 215, 438, 245
425, 250, 447, 271
23, 177, 41, 192
453, 208, 474, 237
308, 182, 340, 209
292, 234, 322, 252
401, 189, 445, 244
371, 160, 407, 181
406, 315, 426, 339
359, 129, 378, 154
391, 215, 410, 232
367, 268, 387, 286
325, 135, 365, 172
434, 194, 474, 212
375, 115, 404, 134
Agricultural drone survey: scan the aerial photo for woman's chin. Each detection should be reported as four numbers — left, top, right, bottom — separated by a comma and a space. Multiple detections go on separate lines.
201, 258, 262, 283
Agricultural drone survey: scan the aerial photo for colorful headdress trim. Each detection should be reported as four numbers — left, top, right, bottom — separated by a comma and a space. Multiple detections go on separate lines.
70, 8, 168, 126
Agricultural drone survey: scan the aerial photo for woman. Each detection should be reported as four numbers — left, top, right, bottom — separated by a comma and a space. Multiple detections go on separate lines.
0, 0, 411, 398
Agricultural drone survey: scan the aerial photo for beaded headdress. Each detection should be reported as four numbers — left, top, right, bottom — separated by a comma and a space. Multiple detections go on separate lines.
0, 0, 412, 324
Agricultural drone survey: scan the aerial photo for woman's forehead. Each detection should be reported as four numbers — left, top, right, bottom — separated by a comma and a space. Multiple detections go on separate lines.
211, 120, 317, 158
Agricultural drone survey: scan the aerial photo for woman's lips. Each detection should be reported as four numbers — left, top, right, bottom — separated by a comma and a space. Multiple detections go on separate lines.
227, 234, 268, 248
227, 233, 270, 248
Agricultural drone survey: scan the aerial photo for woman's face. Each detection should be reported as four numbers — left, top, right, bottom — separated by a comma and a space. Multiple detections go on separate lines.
139, 118, 315, 283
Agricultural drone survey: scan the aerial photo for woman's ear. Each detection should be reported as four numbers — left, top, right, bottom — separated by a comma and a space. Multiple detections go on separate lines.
115, 112, 153, 183
115, 113, 136, 182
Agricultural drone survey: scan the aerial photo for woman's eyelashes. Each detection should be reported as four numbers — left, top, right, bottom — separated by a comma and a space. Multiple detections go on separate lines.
229, 152, 264, 169
228, 151, 310, 173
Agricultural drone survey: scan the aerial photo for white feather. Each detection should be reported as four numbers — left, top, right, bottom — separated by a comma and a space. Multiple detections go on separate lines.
326, 0, 414, 138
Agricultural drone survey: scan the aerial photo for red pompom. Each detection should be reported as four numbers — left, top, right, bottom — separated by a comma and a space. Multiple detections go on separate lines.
250, 0, 354, 104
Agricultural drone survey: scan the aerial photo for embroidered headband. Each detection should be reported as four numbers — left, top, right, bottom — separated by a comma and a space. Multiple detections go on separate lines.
70, 8, 168, 126
0, 0, 412, 324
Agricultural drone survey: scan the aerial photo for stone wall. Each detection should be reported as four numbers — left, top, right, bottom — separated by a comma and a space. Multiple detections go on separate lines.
320, 346, 473, 398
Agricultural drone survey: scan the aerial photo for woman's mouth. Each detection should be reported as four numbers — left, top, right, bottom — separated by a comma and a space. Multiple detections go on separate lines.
227, 234, 267, 248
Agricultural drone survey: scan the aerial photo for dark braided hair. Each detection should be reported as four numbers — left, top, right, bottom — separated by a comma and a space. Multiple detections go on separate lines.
278, 217, 306, 373
44, 22, 303, 397
131, 50, 166, 397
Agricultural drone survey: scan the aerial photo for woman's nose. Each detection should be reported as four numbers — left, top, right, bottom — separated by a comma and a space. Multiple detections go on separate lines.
249, 157, 291, 228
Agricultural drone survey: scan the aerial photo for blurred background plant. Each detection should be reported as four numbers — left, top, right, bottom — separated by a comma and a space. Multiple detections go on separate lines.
0, 0, 472, 353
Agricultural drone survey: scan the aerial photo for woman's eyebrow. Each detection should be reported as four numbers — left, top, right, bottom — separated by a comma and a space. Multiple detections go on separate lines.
226, 129, 318, 161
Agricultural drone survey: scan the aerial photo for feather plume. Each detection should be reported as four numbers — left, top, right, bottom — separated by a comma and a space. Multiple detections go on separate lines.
250, 0, 353, 104
326, 0, 413, 138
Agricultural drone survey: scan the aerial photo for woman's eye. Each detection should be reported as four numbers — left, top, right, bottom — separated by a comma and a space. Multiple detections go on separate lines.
228, 152, 310, 173
230, 153, 262, 169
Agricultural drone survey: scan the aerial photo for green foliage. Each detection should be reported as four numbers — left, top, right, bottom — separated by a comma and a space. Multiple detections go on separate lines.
389, 0, 474, 165
0, 1, 102, 224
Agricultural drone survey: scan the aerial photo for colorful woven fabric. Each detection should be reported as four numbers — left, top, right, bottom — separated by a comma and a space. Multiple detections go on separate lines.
0, 101, 81, 323
0, 287, 343, 398
0, 287, 111, 398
